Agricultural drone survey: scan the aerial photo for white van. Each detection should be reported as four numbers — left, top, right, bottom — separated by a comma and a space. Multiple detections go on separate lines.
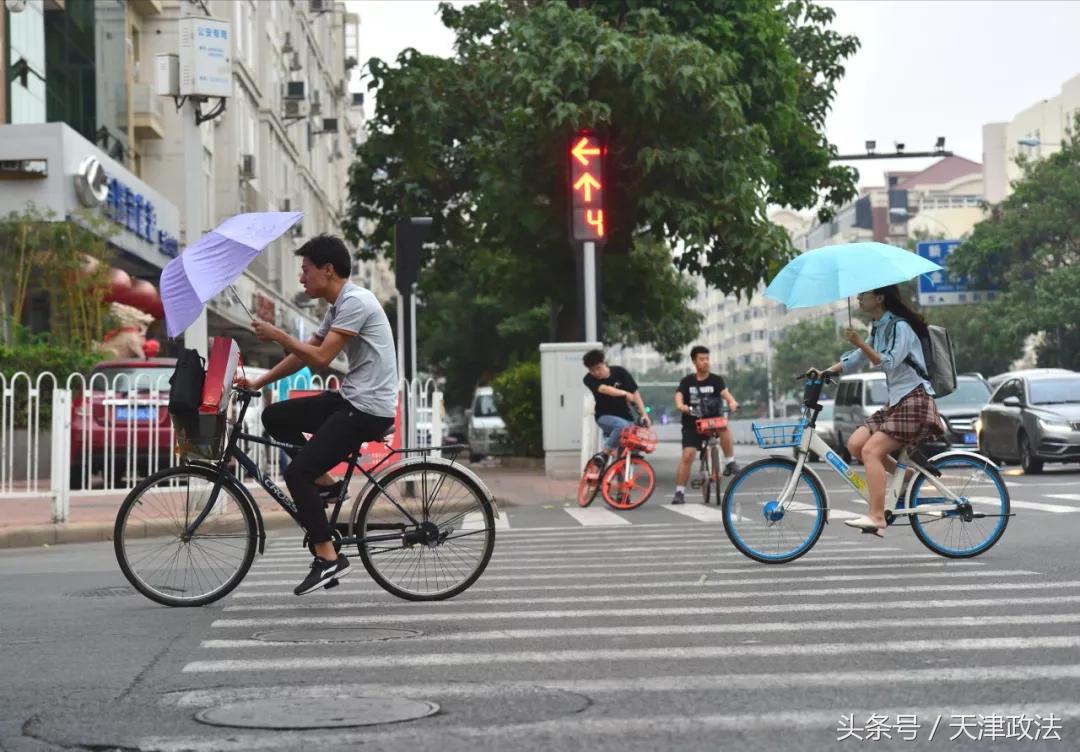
466, 386, 506, 461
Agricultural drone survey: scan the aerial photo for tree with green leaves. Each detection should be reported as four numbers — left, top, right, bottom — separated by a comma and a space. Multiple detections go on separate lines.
345, 0, 859, 405
772, 315, 844, 394
947, 114, 1080, 370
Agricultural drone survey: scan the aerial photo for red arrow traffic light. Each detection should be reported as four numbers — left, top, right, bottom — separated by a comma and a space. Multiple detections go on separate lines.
569, 131, 606, 242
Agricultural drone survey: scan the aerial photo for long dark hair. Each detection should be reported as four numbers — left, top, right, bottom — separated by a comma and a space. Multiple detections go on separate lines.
874, 284, 929, 339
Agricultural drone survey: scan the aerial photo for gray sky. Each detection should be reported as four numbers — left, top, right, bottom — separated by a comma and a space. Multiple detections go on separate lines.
347, 0, 1080, 188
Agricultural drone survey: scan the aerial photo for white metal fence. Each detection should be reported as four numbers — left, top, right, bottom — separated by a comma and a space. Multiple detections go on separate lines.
0, 369, 443, 522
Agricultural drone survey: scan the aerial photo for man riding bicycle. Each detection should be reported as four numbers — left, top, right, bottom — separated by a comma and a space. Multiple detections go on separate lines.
583, 349, 651, 495
673, 345, 739, 504
238, 235, 397, 595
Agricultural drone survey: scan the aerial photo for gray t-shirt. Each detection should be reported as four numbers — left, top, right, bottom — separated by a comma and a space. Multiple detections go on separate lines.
316, 281, 397, 417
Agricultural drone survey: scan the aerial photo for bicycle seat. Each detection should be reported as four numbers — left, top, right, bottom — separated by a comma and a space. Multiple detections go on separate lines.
379, 424, 396, 442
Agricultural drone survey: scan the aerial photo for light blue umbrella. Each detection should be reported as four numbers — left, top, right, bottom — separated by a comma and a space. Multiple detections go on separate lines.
160, 212, 303, 337
764, 241, 943, 322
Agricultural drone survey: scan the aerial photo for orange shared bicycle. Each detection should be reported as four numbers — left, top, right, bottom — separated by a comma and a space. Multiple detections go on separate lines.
577, 422, 657, 510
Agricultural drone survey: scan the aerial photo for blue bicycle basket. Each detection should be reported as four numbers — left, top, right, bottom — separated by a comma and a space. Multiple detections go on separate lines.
752, 420, 807, 449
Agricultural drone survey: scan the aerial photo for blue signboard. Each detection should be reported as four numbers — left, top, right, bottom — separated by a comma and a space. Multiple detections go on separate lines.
916, 240, 998, 306
105, 177, 179, 258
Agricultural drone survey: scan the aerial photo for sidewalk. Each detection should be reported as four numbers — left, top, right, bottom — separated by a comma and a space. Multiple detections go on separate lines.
0, 459, 579, 550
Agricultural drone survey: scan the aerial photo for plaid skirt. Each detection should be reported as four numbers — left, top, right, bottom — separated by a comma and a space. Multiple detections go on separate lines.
865, 386, 945, 446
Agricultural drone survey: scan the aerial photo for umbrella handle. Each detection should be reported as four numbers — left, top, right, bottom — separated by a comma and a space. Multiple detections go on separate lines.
229, 285, 256, 322
847, 297, 852, 328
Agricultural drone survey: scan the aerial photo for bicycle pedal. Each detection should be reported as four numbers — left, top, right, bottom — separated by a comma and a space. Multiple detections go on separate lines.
323, 578, 340, 590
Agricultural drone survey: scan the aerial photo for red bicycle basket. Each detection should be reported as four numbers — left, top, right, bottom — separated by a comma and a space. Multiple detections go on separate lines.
696, 416, 728, 433
619, 425, 657, 453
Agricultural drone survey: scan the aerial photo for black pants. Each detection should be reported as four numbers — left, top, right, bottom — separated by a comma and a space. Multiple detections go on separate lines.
261, 391, 394, 545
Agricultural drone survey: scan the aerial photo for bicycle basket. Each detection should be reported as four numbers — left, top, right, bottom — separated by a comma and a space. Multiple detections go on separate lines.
619, 425, 657, 453
171, 411, 229, 461
752, 421, 806, 449
696, 416, 728, 433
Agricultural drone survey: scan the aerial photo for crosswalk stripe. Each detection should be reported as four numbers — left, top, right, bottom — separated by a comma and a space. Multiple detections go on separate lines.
137, 703, 1080, 750
236, 560, 987, 586
221, 574, 1036, 609
164, 662, 1080, 707
219, 576, 1061, 612
211, 594, 1080, 628
463, 511, 510, 529
182, 635, 1080, 673
1047, 494, 1080, 502
562, 507, 632, 526
198, 612, 1080, 649
659, 503, 727, 522
971, 495, 1076, 513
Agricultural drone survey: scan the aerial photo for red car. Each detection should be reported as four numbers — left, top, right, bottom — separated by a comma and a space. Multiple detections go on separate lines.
70, 358, 177, 488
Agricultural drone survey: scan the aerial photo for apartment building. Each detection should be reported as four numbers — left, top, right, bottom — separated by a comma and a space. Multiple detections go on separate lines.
0, 0, 381, 365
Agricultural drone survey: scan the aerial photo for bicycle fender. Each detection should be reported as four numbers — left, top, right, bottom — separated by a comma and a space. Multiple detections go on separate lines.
393, 456, 499, 515
926, 449, 1001, 471
186, 460, 267, 554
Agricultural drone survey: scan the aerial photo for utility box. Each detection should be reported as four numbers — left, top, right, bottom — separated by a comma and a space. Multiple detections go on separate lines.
540, 341, 600, 479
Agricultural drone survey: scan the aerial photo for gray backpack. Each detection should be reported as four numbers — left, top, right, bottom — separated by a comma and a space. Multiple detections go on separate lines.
884, 321, 957, 398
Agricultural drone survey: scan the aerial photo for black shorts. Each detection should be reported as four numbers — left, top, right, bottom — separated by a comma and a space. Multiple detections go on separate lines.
681, 423, 707, 450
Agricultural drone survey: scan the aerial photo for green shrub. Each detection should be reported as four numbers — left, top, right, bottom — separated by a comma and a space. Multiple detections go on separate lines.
492, 359, 542, 457
0, 339, 101, 428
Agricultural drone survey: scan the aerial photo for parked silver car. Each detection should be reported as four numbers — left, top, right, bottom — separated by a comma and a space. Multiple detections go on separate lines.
978, 371, 1080, 473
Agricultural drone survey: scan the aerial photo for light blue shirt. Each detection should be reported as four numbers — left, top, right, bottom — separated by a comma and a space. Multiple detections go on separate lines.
840, 311, 934, 407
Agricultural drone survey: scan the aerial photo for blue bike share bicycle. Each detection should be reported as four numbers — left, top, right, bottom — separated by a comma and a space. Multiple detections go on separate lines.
721, 372, 1012, 564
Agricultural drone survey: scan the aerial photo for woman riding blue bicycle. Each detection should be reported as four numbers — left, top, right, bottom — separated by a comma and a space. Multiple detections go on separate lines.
811, 284, 945, 538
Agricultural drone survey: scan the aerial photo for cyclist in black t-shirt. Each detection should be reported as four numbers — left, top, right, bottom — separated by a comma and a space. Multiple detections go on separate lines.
582, 349, 651, 455
672, 345, 739, 504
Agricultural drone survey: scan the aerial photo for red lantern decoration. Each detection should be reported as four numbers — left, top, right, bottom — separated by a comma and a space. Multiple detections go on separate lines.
126, 279, 158, 313
104, 268, 133, 303
142, 339, 161, 359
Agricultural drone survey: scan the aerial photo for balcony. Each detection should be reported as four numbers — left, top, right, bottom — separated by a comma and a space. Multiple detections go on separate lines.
129, 0, 163, 16
117, 84, 165, 141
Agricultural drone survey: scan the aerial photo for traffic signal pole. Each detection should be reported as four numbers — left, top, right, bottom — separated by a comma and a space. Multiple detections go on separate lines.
583, 240, 598, 342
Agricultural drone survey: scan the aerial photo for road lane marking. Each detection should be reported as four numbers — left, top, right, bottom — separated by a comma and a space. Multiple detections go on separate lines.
198, 612, 1080, 649
563, 507, 632, 526
181, 635, 1080, 673
211, 594, 1080, 629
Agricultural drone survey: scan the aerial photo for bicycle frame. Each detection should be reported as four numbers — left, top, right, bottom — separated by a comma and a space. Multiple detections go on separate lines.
181, 390, 459, 549
785, 421, 964, 518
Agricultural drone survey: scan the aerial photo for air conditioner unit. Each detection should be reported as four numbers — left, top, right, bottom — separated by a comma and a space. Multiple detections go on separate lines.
285, 81, 306, 100
281, 32, 294, 54
289, 52, 303, 72
351, 92, 364, 108
309, 0, 330, 13
283, 99, 308, 120
309, 89, 321, 116
240, 154, 256, 180
319, 117, 338, 133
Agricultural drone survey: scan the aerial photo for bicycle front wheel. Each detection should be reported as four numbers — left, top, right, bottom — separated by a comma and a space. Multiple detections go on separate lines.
601, 455, 655, 510
354, 461, 496, 601
114, 465, 257, 607
577, 454, 606, 508
909, 453, 1010, 558
721, 458, 827, 564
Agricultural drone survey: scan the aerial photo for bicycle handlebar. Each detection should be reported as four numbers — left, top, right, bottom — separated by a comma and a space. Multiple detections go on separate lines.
795, 369, 838, 384
687, 405, 735, 418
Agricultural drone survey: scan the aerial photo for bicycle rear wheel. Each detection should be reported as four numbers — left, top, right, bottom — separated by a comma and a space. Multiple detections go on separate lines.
699, 448, 712, 505
601, 455, 655, 510
909, 453, 1010, 558
721, 458, 827, 564
577, 454, 606, 507
114, 465, 257, 606
354, 461, 495, 600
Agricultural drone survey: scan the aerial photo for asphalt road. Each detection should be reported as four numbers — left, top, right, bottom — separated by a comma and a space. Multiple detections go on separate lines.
2, 448, 1079, 751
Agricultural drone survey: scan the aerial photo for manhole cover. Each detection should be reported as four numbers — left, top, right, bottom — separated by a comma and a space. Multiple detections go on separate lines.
195, 697, 439, 729
66, 586, 134, 598
251, 627, 421, 643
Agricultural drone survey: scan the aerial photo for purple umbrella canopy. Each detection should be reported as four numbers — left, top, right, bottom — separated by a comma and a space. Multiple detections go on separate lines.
160, 212, 303, 337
